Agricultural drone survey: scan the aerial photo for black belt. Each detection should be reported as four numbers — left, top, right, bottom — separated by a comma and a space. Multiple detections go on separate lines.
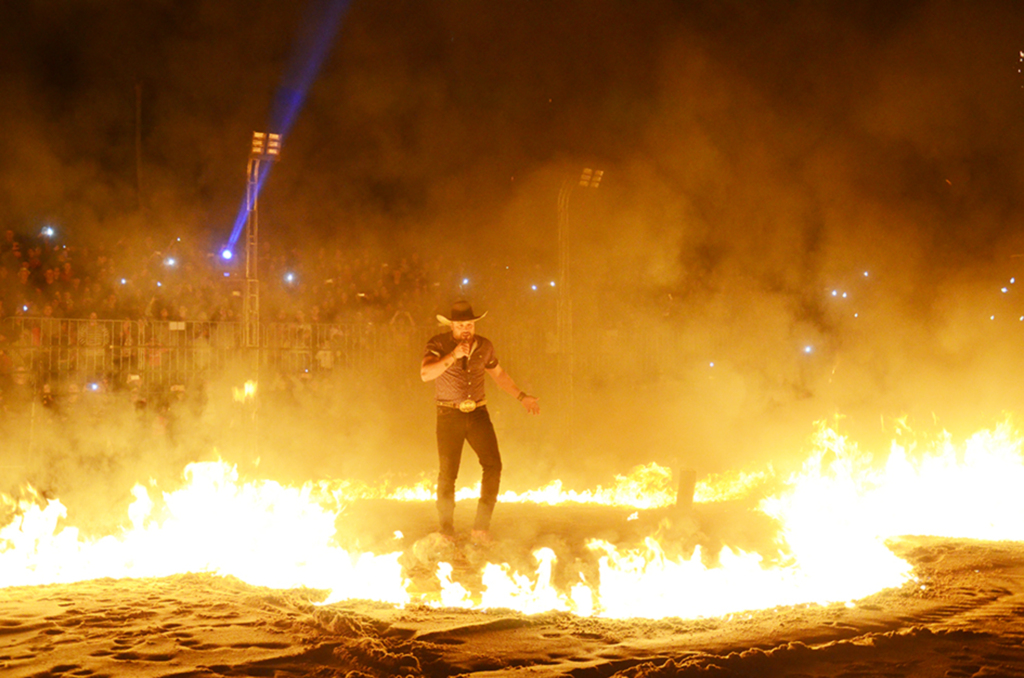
437, 399, 486, 412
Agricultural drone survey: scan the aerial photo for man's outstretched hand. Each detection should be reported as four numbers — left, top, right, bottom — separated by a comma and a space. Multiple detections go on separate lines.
521, 395, 540, 415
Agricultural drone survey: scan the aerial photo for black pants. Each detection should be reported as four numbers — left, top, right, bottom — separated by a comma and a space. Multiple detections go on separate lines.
436, 406, 502, 534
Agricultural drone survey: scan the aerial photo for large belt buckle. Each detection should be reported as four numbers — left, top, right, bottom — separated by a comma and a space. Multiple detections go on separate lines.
458, 399, 477, 413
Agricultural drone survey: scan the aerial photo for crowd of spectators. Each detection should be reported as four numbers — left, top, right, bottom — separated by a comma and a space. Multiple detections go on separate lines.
0, 226, 563, 417
0, 228, 464, 328
0, 228, 454, 412
0, 226, 567, 363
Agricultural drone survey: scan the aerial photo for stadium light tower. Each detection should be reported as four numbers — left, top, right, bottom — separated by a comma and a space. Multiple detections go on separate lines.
556, 167, 603, 453
243, 131, 281, 349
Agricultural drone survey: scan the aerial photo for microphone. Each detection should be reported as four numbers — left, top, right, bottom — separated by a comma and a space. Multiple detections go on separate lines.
461, 356, 468, 371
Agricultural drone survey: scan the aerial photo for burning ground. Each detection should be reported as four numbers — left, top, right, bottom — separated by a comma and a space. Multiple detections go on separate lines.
3, 421, 1024, 677
3, 537, 1024, 677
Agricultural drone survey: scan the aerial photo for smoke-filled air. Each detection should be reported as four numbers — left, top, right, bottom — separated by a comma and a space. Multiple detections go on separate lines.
8, 2, 1024, 676
4, 1, 1022, 498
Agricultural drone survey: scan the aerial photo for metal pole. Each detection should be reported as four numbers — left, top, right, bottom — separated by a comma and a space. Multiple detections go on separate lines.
240, 131, 278, 461
556, 178, 575, 455
245, 163, 260, 459
243, 157, 261, 350
135, 83, 143, 211
242, 138, 265, 463
556, 168, 603, 455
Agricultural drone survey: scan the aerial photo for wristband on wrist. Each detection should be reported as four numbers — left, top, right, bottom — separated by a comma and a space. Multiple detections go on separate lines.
517, 391, 527, 401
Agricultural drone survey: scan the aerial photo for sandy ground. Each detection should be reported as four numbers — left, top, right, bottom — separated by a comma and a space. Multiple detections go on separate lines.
3, 499, 1024, 678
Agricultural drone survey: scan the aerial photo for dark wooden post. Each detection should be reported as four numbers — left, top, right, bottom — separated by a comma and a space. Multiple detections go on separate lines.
675, 468, 696, 513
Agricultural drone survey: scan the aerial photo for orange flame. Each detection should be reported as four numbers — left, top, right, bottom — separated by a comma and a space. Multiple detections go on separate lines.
232, 380, 257, 403
2, 419, 1022, 619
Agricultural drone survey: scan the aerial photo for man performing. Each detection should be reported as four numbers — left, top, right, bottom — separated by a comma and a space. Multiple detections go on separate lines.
421, 300, 540, 540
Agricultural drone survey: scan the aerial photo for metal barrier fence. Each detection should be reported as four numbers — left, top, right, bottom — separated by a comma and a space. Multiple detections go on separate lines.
0, 316, 692, 462
0, 317, 442, 394
0, 316, 665, 401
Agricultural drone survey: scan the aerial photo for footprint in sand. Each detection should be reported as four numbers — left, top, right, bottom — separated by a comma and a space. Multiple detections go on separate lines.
34, 663, 84, 676
111, 650, 176, 662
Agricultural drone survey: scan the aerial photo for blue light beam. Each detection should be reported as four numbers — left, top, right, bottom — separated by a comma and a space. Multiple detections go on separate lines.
224, 0, 352, 254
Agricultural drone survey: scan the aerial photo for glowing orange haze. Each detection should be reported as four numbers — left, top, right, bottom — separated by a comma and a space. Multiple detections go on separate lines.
2, 419, 1023, 619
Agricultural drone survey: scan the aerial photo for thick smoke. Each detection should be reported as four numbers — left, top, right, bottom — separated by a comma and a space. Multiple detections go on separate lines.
3, 1, 1024, 523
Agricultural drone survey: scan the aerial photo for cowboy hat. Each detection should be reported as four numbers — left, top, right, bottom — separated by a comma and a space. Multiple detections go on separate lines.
437, 299, 487, 325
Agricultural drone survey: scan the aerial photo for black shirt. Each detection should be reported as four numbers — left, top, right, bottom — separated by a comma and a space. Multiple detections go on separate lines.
424, 332, 498, 402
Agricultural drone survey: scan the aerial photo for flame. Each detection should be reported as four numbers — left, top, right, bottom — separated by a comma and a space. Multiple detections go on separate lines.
762, 420, 1024, 542
329, 462, 768, 508
0, 462, 408, 606
333, 462, 679, 509
232, 380, 257, 403
2, 419, 1023, 620
694, 468, 773, 503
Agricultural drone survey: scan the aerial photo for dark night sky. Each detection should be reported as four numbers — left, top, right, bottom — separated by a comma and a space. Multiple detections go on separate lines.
3, 0, 1024, 480
5, 1, 1023, 255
